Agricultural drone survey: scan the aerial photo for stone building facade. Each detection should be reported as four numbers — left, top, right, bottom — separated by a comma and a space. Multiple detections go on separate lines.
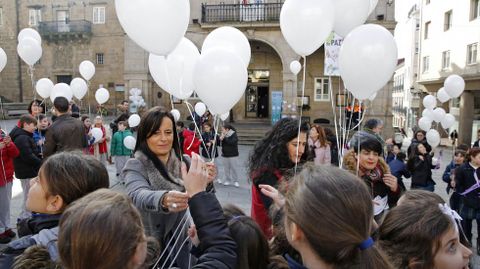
0, 0, 125, 112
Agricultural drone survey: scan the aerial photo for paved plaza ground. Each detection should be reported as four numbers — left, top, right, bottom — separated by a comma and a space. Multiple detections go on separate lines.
0, 118, 479, 266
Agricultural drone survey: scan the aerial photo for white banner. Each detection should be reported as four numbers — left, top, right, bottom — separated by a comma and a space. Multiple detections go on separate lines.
324, 32, 343, 76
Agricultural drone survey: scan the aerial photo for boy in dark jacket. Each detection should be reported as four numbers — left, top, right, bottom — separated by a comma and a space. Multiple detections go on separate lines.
9, 114, 42, 221
388, 152, 410, 192
220, 124, 239, 187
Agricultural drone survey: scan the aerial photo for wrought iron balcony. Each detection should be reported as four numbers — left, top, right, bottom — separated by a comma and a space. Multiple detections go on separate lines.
201, 2, 283, 24
38, 20, 92, 42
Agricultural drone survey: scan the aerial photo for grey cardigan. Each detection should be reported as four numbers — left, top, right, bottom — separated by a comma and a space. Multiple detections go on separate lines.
122, 150, 191, 267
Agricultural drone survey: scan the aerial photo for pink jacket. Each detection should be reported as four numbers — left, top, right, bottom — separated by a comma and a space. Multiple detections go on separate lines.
308, 138, 331, 165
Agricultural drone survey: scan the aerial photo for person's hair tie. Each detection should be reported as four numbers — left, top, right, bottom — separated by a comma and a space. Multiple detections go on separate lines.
359, 237, 374, 250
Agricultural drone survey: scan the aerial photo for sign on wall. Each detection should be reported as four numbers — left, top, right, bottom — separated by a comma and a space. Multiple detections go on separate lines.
324, 32, 343, 77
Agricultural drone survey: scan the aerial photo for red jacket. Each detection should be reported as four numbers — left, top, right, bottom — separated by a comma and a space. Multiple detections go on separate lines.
183, 129, 201, 157
95, 125, 108, 154
0, 135, 20, 187
251, 168, 283, 239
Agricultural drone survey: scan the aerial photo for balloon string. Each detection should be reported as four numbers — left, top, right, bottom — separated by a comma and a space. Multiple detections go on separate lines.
184, 101, 211, 159
28, 65, 36, 101
329, 77, 342, 167
166, 237, 190, 269
0, 97, 7, 133
159, 213, 191, 269
152, 211, 189, 269
294, 56, 307, 176
170, 98, 183, 163
210, 114, 221, 163
87, 80, 92, 119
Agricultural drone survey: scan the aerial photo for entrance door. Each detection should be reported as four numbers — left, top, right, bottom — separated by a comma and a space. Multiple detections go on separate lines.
56, 10, 69, 32
57, 75, 72, 84
257, 86, 268, 118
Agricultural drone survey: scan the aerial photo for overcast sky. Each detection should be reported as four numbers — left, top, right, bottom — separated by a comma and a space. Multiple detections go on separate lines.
394, 0, 417, 58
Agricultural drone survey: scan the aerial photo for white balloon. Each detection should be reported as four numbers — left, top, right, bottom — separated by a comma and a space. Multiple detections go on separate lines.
418, 117, 432, 131
437, 87, 451, 103
368, 0, 378, 15
36, 78, 54, 99
70, 78, 88, 100
422, 95, 437, 110
17, 37, 42, 66
402, 137, 412, 150
202, 26, 251, 68
148, 38, 199, 100
441, 113, 455, 129
426, 129, 441, 148
333, 0, 370, 37
50, 83, 73, 102
115, 0, 189, 56
170, 109, 181, 122
339, 24, 398, 100
195, 102, 207, 117
220, 112, 230, 121
95, 88, 110, 105
91, 128, 104, 143
289, 61, 302, 75
123, 136, 136, 150
280, 0, 335, 56
18, 28, 41, 45
432, 107, 446, 123
128, 114, 141, 128
79, 61, 95, 81
422, 108, 434, 120
444, 74, 465, 98
0, 48, 6, 73
193, 48, 248, 115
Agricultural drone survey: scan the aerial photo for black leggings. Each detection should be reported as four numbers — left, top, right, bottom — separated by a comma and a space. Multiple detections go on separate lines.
462, 218, 480, 243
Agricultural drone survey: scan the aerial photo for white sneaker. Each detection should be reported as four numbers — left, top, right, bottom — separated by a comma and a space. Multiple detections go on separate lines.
234, 181, 239, 188
216, 179, 223, 184
223, 181, 231, 186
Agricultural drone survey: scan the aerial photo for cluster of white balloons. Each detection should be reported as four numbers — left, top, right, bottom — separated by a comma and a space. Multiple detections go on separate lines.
129, 88, 146, 108
17, 28, 42, 67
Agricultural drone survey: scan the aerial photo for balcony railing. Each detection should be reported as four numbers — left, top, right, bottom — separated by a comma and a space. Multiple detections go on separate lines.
38, 20, 92, 41
201, 2, 283, 24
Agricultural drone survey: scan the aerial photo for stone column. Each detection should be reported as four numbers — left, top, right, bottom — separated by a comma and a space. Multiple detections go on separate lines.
459, 91, 474, 145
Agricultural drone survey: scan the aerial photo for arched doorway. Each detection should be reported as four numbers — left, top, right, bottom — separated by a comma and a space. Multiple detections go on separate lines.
232, 40, 283, 121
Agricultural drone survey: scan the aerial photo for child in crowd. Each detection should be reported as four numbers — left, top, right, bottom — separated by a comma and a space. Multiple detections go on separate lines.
442, 150, 467, 213
81, 115, 95, 155
388, 152, 410, 192
9, 115, 42, 221
93, 116, 110, 165
284, 164, 392, 268
201, 122, 219, 161
0, 130, 19, 244
379, 201, 472, 268
110, 121, 133, 178
221, 124, 240, 187
0, 152, 109, 267
32, 114, 48, 158
183, 122, 201, 157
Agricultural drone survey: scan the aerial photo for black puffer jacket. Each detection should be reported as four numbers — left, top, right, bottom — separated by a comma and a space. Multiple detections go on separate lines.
189, 192, 237, 268
9, 127, 41, 179
221, 131, 239, 158
408, 153, 435, 187
455, 163, 480, 209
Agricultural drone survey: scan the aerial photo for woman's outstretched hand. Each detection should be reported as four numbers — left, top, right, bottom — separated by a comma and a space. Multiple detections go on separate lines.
182, 153, 209, 198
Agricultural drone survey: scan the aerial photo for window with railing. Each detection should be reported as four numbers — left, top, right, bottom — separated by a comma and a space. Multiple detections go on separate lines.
96, 53, 104, 65
471, 0, 480, 20
442, 50, 450, 70
467, 43, 478, 65
29, 8, 42, 26
314, 77, 330, 101
93, 6, 106, 24
201, 1, 283, 23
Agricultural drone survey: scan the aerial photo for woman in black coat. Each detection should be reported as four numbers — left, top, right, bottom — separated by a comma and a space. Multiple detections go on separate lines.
407, 143, 436, 192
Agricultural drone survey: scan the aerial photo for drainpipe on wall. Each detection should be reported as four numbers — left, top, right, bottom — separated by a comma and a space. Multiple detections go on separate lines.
15, 0, 24, 102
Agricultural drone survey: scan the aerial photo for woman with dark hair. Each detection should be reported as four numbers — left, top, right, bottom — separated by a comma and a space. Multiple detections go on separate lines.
122, 107, 217, 268
27, 99, 44, 117
407, 143, 436, 192
249, 118, 309, 238
407, 130, 432, 156
308, 124, 331, 165
81, 115, 95, 155
343, 138, 400, 220
284, 164, 393, 269
323, 127, 339, 166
